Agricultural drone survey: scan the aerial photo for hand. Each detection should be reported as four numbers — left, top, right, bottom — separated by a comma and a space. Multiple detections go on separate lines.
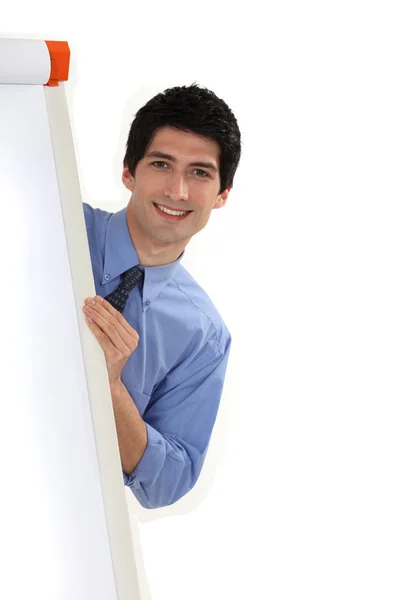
82, 295, 139, 385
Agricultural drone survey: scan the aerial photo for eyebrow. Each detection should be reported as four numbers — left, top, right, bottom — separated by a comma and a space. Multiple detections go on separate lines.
145, 151, 218, 172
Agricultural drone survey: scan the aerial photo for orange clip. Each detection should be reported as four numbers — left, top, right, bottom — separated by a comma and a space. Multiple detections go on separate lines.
44, 41, 70, 86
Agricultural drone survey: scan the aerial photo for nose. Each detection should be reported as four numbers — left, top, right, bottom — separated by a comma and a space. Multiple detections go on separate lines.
164, 172, 189, 203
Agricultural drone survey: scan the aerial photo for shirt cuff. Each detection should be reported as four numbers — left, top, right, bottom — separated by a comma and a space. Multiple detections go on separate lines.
123, 422, 166, 489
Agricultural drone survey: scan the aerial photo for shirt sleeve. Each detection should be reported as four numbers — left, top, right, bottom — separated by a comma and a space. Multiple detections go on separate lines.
123, 332, 231, 509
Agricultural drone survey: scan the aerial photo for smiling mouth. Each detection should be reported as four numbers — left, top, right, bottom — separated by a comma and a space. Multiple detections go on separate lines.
153, 203, 192, 221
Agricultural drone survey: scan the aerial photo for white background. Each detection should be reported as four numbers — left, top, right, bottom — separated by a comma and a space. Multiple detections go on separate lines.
2, 2, 400, 598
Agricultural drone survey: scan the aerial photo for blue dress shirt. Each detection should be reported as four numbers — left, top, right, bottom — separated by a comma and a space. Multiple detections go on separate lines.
83, 203, 231, 509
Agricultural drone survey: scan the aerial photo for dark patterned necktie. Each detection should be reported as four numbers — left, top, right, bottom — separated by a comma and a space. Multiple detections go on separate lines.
104, 265, 144, 313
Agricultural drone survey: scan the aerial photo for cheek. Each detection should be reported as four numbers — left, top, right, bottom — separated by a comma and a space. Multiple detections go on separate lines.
198, 195, 218, 213
194, 205, 215, 228
133, 183, 152, 206
192, 186, 218, 209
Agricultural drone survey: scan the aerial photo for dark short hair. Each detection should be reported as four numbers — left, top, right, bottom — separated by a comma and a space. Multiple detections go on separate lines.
123, 83, 242, 195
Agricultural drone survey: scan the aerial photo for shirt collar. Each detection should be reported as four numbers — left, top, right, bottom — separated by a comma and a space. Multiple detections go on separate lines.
103, 207, 184, 309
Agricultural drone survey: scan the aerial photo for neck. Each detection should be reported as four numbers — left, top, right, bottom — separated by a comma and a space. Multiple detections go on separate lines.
135, 242, 186, 267
126, 208, 189, 267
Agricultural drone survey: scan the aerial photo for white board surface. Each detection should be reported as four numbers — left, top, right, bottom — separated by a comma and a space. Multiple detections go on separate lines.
0, 44, 141, 600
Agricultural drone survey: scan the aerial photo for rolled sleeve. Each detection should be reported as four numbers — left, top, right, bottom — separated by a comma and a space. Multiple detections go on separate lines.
124, 333, 231, 509
123, 423, 165, 489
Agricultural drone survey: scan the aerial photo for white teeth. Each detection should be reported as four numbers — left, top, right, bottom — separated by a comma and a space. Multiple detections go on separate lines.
155, 204, 189, 216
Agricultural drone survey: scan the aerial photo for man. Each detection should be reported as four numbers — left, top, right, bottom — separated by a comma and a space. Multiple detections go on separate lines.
81, 84, 241, 509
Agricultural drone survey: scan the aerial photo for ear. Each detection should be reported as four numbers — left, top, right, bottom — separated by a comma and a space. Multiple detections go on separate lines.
122, 164, 135, 192
213, 186, 232, 210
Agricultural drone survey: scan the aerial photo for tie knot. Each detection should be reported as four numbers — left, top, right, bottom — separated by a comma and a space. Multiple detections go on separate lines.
104, 265, 144, 313
121, 265, 144, 292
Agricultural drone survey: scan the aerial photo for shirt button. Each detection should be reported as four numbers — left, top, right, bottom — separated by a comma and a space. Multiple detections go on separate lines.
145, 300, 150, 306
104, 274, 111, 281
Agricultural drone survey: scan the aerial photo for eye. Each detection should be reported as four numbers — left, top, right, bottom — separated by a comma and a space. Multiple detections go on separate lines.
150, 160, 168, 169
193, 169, 209, 178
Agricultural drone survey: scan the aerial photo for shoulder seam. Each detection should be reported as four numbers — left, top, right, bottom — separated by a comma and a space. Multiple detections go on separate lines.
171, 277, 224, 355
83, 203, 111, 233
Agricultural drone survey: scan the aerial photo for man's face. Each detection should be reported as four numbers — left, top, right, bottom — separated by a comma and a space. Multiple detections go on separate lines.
122, 126, 231, 247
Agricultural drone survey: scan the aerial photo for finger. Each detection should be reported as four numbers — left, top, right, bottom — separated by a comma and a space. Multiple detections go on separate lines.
98, 296, 138, 336
85, 298, 139, 352
85, 296, 139, 348
83, 305, 132, 354
84, 316, 120, 356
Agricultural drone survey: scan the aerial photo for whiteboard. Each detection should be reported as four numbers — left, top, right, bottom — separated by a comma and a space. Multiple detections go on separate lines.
0, 40, 141, 599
